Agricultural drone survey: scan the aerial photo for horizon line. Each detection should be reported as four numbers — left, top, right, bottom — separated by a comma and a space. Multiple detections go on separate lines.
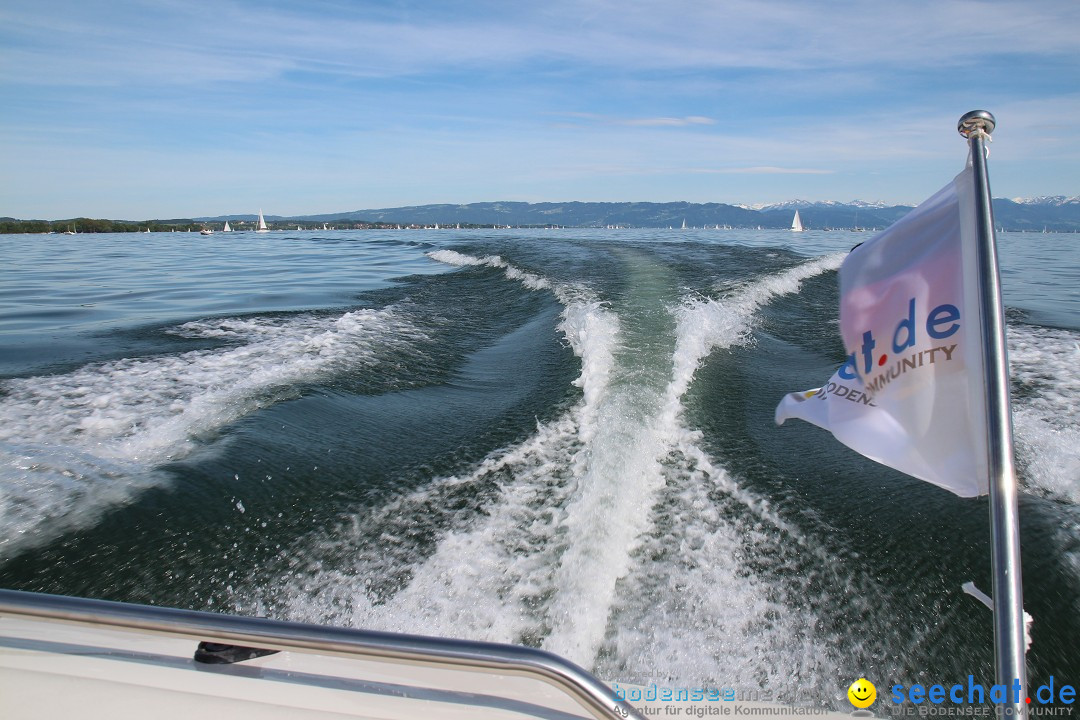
10, 193, 1079, 223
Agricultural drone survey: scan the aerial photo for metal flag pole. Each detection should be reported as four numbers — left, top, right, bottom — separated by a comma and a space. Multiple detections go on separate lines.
957, 110, 1027, 711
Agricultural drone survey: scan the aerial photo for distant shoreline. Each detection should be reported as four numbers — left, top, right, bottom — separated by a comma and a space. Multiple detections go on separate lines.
0, 219, 498, 235
3, 195, 1078, 233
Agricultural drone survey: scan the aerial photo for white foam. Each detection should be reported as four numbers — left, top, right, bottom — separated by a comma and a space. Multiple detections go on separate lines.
540, 386, 667, 662
266, 412, 583, 638
593, 433, 884, 696
1007, 323, 1080, 504
428, 249, 553, 293
664, 253, 845, 422
0, 307, 426, 555
426, 249, 505, 269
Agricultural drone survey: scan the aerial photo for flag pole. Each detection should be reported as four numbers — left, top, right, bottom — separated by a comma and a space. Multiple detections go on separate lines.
957, 110, 1027, 710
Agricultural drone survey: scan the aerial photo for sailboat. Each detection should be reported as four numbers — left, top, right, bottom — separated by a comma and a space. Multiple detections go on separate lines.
256, 210, 269, 233
681, 218, 687, 230
790, 210, 804, 232
223, 221, 232, 232
852, 210, 865, 232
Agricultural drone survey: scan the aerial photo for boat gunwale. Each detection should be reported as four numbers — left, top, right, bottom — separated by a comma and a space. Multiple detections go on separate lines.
0, 588, 641, 720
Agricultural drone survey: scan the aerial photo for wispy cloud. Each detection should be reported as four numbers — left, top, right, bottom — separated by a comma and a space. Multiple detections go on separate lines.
6, 0, 1078, 86
690, 167, 835, 175
620, 116, 715, 127
552, 112, 716, 128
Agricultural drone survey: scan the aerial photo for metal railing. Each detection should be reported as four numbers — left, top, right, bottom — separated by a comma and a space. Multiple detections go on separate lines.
0, 588, 643, 720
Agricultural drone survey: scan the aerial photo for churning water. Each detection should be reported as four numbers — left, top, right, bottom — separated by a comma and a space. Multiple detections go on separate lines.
1, 228, 1077, 708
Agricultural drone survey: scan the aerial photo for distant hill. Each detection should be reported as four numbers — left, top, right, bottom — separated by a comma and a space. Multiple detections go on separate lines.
990, 196, 1080, 232
7, 196, 1078, 234
197, 196, 1077, 231
293, 202, 766, 229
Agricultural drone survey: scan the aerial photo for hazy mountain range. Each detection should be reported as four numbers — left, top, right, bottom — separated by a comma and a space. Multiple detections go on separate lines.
199, 195, 1080, 231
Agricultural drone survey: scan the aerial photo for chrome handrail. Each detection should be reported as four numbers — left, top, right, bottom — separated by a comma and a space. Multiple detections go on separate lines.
0, 588, 642, 720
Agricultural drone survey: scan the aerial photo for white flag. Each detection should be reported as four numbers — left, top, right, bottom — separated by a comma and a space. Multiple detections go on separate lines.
776, 164, 989, 497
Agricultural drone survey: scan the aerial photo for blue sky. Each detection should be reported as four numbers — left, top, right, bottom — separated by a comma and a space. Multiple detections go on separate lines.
2, 0, 1078, 219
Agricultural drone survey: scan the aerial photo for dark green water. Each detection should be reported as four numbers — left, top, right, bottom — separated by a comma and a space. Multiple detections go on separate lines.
1, 229, 1077, 709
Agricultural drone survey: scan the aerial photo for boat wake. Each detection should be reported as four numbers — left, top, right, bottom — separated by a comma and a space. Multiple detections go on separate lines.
251, 251, 892, 702
0, 307, 428, 557
7, 240, 1074, 697
1007, 323, 1080, 504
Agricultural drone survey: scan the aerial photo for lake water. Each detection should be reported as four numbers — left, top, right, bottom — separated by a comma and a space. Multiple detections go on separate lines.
1, 227, 1077, 708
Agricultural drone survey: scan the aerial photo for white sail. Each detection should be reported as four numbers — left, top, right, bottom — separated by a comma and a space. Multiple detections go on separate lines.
791, 210, 804, 232
256, 211, 269, 233
223, 221, 232, 232
681, 218, 687, 229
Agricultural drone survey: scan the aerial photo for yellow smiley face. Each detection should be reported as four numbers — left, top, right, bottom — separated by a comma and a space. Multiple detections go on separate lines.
848, 678, 877, 708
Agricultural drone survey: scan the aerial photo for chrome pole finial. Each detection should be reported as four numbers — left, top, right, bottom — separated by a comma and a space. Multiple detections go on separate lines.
959, 110, 996, 138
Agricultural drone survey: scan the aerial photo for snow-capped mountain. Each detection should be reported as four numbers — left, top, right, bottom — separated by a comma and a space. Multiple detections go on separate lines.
1010, 195, 1080, 206
737, 199, 892, 211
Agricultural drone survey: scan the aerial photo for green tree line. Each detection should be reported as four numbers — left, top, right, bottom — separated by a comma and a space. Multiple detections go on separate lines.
0, 218, 208, 234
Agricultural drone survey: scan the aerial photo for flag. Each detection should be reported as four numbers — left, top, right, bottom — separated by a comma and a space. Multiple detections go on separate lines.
776, 164, 989, 497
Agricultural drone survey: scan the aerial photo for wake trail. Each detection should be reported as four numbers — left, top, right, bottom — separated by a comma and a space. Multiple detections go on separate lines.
264, 252, 872, 697
262, 251, 620, 648
595, 253, 887, 697
0, 307, 427, 557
